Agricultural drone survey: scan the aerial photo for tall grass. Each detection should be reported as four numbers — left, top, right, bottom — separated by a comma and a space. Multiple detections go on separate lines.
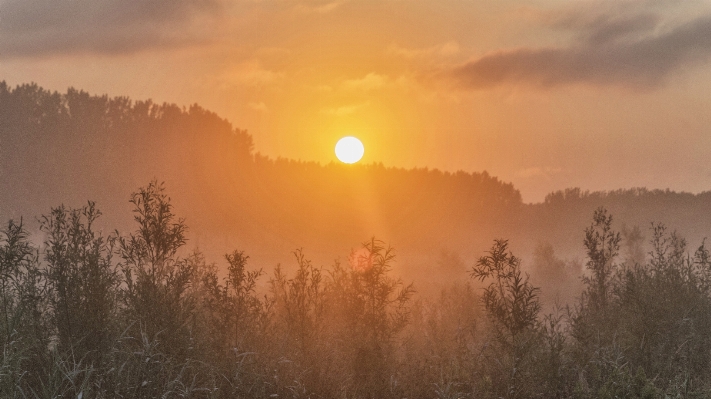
3, 185, 711, 398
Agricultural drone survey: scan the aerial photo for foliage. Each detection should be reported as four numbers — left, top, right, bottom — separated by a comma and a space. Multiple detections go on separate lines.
4, 183, 711, 397
471, 240, 540, 343
118, 181, 196, 361
470, 239, 541, 398
582, 207, 621, 311
41, 202, 119, 363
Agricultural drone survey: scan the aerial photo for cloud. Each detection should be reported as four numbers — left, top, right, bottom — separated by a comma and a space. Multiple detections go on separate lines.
221, 61, 284, 87
248, 101, 268, 112
516, 166, 562, 180
552, 11, 661, 45
257, 47, 293, 57
342, 73, 388, 91
314, 84, 334, 92
388, 41, 461, 59
0, 0, 223, 58
450, 13, 711, 90
295, 0, 347, 14
321, 102, 369, 116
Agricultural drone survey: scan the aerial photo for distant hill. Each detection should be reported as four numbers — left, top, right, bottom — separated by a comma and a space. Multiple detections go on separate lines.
2, 82, 711, 287
521, 188, 711, 260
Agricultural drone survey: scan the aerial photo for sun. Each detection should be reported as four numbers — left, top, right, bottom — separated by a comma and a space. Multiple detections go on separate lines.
335, 136, 365, 164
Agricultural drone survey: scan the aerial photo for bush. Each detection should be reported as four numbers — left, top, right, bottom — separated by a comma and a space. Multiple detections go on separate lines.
7, 186, 711, 398
470, 239, 541, 398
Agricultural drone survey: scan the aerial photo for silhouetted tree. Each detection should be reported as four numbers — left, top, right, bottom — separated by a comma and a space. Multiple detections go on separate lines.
42, 202, 118, 364
118, 181, 194, 361
582, 207, 620, 312
470, 239, 540, 398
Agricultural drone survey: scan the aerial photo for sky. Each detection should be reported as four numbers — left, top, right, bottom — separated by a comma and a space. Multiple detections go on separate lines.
2, 0, 711, 202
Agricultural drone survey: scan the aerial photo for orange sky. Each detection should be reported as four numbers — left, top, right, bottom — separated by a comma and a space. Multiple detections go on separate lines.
2, 0, 711, 202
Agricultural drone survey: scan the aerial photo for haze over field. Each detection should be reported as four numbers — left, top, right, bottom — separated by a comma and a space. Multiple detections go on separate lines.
2, 0, 711, 202
3, 82, 711, 298
5, 1, 711, 397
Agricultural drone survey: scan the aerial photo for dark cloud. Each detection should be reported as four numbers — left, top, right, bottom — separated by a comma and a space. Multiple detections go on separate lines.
546, 3, 662, 45
579, 13, 661, 45
451, 13, 711, 90
0, 0, 222, 58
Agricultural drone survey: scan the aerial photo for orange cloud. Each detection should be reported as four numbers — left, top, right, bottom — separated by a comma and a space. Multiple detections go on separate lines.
221, 61, 284, 87
342, 73, 388, 91
388, 41, 461, 59
295, 0, 348, 14
248, 101, 268, 112
320, 102, 369, 116
516, 167, 563, 180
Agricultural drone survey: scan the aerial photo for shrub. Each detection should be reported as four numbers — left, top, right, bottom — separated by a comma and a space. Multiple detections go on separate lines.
41, 202, 119, 366
470, 239, 541, 398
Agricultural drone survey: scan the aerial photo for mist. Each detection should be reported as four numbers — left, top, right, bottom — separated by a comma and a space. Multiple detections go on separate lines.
2, 82, 711, 396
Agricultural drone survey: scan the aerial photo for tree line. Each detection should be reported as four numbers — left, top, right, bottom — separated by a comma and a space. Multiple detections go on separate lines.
4, 81, 711, 272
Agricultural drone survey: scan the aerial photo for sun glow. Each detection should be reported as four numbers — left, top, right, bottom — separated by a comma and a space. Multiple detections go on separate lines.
335, 136, 365, 164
